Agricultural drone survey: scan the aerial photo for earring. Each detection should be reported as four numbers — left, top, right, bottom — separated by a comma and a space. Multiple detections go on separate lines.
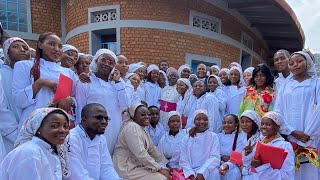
37, 131, 40, 135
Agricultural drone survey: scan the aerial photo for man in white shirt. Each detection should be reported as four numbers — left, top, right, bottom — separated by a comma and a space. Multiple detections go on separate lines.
273, 49, 292, 91
66, 103, 120, 180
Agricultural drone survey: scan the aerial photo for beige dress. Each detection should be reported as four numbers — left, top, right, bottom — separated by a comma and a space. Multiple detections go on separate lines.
112, 121, 168, 180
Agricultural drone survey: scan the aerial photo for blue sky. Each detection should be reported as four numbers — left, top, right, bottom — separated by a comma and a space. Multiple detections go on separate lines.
286, 0, 320, 53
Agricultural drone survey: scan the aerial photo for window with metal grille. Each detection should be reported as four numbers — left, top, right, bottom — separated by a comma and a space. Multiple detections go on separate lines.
0, 0, 28, 32
190, 10, 221, 33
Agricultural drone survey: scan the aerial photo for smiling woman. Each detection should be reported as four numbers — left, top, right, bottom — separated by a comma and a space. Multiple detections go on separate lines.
0, 108, 70, 180
113, 103, 170, 180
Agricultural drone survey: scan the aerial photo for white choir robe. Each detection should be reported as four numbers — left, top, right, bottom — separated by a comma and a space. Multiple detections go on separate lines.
157, 129, 187, 169
207, 87, 227, 124
224, 85, 246, 116
274, 73, 292, 93
0, 137, 63, 180
179, 130, 220, 180
144, 81, 161, 107
274, 77, 320, 180
218, 131, 246, 180
12, 59, 78, 129
159, 85, 180, 129
186, 93, 221, 132
176, 90, 192, 128
242, 136, 295, 180
145, 123, 165, 146
66, 125, 120, 180
125, 81, 141, 106
136, 82, 146, 101
76, 73, 130, 154
0, 75, 18, 154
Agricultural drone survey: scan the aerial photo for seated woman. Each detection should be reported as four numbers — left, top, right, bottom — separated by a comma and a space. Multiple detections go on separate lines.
158, 111, 187, 171
113, 103, 171, 180
179, 109, 220, 180
242, 111, 294, 180
219, 114, 246, 180
0, 108, 70, 179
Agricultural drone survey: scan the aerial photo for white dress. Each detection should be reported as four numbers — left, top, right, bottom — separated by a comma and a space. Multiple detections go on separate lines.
186, 93, 221, 132
176, 90, 192, 128
207, 87, 227, 128
224, 85, 246, 116
12, 59, 78, 129
125, 81, 141, 106
66, 125, 120, 180
76, 73, 130, 154
136, 82, 146, 101
0, 137, 63, 180
274, 77, 320, 180
145, 123, 166, 146
144, 81, 161, 107
218, 131, 246, 180
242, 136, 295, 180
157, 129, 187, 169
179, 130, 220, 180
159, 85, 180, 129
0, 66, 19, 154
274, 73, 292, 93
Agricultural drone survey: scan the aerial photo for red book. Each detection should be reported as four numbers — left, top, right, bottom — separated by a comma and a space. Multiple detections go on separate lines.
254, 141, 288, 169
52, 74, 73, 104
230, 151, 243, 165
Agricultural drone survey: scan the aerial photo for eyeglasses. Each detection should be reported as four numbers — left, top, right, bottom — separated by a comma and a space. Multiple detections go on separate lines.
86, 115, 110, 121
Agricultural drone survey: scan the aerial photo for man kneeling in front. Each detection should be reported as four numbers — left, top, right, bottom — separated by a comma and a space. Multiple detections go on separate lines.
66, 103, 120, 180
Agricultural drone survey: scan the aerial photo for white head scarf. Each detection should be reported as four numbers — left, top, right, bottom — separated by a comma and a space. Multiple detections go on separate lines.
193, 109, 209, 127
3, 37, 30, 64
125, 72, 137, 79
166, 67, 179, 77
128, 63, 144, 73
159, 70, 168, 84
240, 110, 261, 128
290, 51, 317, 77
244, 67, 255, 75
219, 68, 230, 76
177, 78, 192, 90
262, 111, 286, 133
123, 103, 145, 123
0, 48, 4, 58
207, 75, 222, 87
229, 66, 246, 86
166, 111, 182, 129
229, 62, 243, 71
62, 44, 78, 53
14, 108, 71, 177
90, 49, 118, 72
211, 65, 221, 72
178, 64, 192, 77
147, 64, 159, 75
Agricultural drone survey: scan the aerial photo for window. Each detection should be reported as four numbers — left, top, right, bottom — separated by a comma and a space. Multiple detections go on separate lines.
88, 5, 119, 23
0, 0, 28, 32
190, 10, 221, 33
94, 9, 117, 23
101, 34, 117, 54
241, 32, 253, 50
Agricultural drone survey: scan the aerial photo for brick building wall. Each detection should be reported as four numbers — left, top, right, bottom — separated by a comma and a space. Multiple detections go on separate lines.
22, 0, 268, 68
119, 28, 240, 69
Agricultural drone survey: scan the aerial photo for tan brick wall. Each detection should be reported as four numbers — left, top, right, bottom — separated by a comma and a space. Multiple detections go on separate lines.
66, 32, 89, 54
120, 28, 240, 69
31, 0, 62, 36
63, 0, 268, 62
24, 40, 38, 49
252, 58, 261, 67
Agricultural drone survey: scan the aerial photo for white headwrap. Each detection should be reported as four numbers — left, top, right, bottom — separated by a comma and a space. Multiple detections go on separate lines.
229, 66, 246, 86
262, 111, 286, 133
229, 62, 243, 71
3, 37, 30, 64
62, 44, 78, 53
177, 78, 192, 89
166, 111, 182, 129
0, 48, 4, 58
123, 103, 145, 123
211, 65, 221, 72
240, 110, 261, 127
128, 63, 144, 73
290, 51, 317, 77
147, 64, 159, 75
125, 72, 137, 79
207, 75, 222, 87
14, 108, 71, 177
193, 109, 209, 127
90, 49, 118, 72
244, 67, 255, 75
219, 68, 230, 75
166, 67, 179, 77
159, 70, 168, 83
178, 64, 192, 77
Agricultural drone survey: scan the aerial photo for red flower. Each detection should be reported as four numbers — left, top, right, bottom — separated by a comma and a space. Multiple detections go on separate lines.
260, 105, 268, 112
261, 93, 272, 104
